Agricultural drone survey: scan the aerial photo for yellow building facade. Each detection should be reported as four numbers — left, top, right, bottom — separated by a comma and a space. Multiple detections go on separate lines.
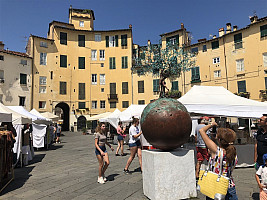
27, 8, 133, 130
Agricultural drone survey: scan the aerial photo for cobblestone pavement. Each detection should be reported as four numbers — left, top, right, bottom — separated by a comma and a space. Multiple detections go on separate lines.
0, 131, 260, 200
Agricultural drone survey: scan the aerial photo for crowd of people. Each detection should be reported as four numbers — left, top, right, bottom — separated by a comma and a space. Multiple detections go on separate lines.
93, 114, 267, 200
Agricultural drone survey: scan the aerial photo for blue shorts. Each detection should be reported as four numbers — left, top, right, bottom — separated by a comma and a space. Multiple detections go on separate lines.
129, 140, 141, 147
95, 145, 107, 156
118, 135, 124, 141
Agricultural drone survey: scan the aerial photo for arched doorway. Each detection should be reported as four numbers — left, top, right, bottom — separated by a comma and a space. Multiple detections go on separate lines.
77, 116, 86, 131
55, 102, 70, 131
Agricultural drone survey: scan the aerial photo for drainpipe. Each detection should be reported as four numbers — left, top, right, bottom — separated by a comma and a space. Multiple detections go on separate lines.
31, 37, 34, 110
223, 37, 229, 89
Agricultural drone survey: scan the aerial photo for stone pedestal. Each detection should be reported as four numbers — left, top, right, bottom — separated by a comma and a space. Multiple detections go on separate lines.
142, 148, 197, 200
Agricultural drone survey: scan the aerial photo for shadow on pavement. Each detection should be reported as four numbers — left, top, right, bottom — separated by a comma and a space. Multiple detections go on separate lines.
28, 154, 46, 165
106, 173, 119, 181
34, 145, 63, 151
0, 166, 34, 195
252, 193, 260, 200
133, 167, 142, 173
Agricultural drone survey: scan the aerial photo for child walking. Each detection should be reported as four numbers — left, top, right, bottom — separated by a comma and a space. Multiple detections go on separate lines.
256, 154, 267, 200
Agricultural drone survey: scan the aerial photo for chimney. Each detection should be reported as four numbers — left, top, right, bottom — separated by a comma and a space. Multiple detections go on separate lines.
250, 15, 258, 24
219, 28, 225, 37
233, 25, 238, 31
213, 35, 217, 39
198, 38, 207, 43
226, 23, 232, 34
181, 23, 184, 29
147, 40, 151, 46
129, 24, 132, 29
0, 41, 4, 50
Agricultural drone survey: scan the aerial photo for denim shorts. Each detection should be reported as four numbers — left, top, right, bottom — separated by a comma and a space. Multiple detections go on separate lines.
129, 140, 141, 147
95, 145, 107, 156
118, 135, 124, 141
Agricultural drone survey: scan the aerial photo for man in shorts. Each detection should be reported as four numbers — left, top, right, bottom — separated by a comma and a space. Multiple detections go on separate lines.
195, 116, 210, 180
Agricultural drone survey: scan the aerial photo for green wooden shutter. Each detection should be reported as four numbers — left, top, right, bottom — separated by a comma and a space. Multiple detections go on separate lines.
260, 25, 267, 37
196, 67, 200, 80
191, 68, 195, 80
106, 36, 109, 47
113, 57, 116, 69
153, 79, 159, 92
172, 81, 178, 91
109, 57, 112, 69
115, 35, 118, 47
166, 37, 170, 45
125, 56, 128, 68
176, 35, 179, 44
122, 57, 124, 68
234, 33, 242, 43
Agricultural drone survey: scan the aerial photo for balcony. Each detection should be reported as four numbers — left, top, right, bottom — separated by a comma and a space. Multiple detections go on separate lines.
108, 94, 118, 100
234, 92, 250, 99
260, 90, 267, 101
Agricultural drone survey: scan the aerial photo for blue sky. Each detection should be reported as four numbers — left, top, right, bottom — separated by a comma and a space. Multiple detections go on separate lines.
0, 0, 266, 52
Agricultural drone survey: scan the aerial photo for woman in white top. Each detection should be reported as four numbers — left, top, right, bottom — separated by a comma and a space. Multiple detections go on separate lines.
123, 118, 142, 174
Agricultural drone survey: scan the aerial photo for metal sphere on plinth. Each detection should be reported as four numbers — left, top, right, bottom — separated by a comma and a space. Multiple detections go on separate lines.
140, 98, 192, 151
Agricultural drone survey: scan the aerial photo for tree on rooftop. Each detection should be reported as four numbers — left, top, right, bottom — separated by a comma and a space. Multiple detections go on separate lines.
132, 41, 196, 97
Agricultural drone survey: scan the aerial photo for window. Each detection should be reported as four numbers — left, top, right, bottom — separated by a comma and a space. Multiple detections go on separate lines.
60, 55, 67, 68
213, 57, 220, 64
20, 73, 27, 85
19, 96, 25, 106
100, 74, 105, 85
121, 34, 127, 46
101, 63, 104, 67
138, 81, 144, 93
50, 71, 53, 79
109, 57, 116, 69
79, 57, 85, 69
95, 34, 101, 42
166, 35, 179, 45
214, 70, 221, 78
101, 88, 104, 92
40, 41, 47, 48
20, 59, 27, 65
78, 35, 85, 47
265, 77, 267, 90
106, 35, 118, 47
237, 80, 246, 93
153, 79, 159, 92
79, 21, 84, 27
110, 83, 116, 94
191, 47, 198, 54
191, 67, 200, 83
211, 40, 219, 49
78, 102, 85, 109
236, 59, 244, 72
99, 50, 105, 61
263, 53, 267, 67
60, 82, 67, 95
79, 83, 85, 100
202, 45, 207, 52
39, 86, 46, 93
122, 56, 128, 69
138, 100, 145, 105
171, 81, 178, 91
92, 101, 97, 109
122, 82, 128, 94
39, 101, 46, 109
0, 55, 3, 61
100, 101, 105, 109
40, 53, 47, 65
110, 102, 117, 108
260, 25, 267, 38
91, 50, 97, 61
60, 32, 67, 45
234, 33, 242, 49
39, 76, 47, 85
122, 101, 129, 108
92, 74, 97, 85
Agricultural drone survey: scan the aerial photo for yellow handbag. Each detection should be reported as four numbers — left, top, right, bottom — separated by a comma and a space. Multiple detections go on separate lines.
197, 149, 230, 200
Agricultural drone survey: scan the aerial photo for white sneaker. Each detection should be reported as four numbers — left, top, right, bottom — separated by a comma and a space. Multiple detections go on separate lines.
102, 175, 107, 182
97, 176, 105, 184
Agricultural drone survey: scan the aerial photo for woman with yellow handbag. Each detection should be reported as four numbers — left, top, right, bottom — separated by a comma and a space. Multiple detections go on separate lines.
198, 122, 238, 200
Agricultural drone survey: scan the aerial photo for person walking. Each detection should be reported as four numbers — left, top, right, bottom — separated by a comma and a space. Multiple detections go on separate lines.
115, 121, 126, 156
254, 114, 267, 170
199, 122, 238, 200
256, 153, 267, 200
123, 118, 142, 174
55, 124, 61, 144
195, 116, 210, 181
95, 122, 114, 184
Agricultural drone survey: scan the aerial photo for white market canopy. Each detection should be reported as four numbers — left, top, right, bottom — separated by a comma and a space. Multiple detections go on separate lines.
119, 104, 147, 122
7, 106, 50, 125
41, 112, 60, 121
30, 109, 51, 121
0, 112, 12, 122
99, 109, 121, 128
0, 103, 31, 124
87, 112, 112, 121
178, 85, 267, 118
